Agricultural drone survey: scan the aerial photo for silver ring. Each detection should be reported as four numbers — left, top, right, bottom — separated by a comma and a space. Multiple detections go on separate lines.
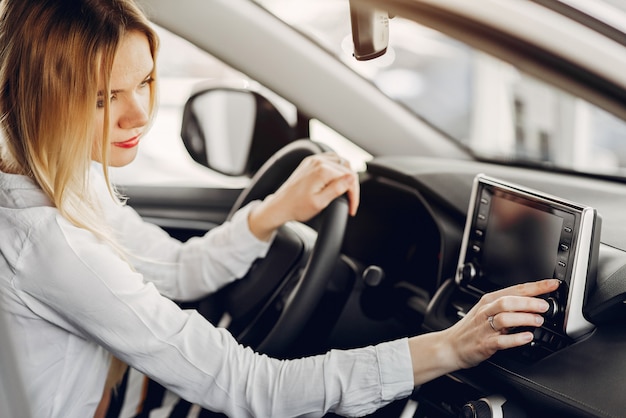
488, 315, 498, 332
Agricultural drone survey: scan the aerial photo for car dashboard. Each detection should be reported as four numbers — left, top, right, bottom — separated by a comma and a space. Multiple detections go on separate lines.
328, 156, 626, 417
125, 152, 626, 417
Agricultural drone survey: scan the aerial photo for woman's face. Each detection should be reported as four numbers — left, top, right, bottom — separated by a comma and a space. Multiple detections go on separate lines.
94, 31, 154, 167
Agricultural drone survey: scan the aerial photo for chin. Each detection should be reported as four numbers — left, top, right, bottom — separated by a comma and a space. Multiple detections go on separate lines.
109, 149, 139, 167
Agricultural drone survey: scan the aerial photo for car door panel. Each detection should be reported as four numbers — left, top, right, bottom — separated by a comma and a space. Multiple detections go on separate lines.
119, 185, 242, 241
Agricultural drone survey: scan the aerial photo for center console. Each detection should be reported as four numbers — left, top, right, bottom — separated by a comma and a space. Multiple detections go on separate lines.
454, 174, 601, 358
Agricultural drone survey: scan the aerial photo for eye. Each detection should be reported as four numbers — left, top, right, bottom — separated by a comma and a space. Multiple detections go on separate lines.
96, 93, 117, 109
139, 76, 154, 88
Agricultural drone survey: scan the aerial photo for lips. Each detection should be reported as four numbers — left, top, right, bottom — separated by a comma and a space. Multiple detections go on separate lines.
113, 135, 140, 149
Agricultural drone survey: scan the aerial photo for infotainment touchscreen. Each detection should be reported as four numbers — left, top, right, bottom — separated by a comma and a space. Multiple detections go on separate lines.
455, 174, 601, 340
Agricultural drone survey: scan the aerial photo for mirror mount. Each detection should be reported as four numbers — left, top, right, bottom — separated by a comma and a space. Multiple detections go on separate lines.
349, 0, 390, 61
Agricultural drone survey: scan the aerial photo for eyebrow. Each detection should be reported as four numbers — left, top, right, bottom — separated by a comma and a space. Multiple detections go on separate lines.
97, 89, 123, 97
97, 70, 154, 97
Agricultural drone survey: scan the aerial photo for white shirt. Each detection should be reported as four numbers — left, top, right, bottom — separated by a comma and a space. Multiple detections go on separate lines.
0, 165, 414, 418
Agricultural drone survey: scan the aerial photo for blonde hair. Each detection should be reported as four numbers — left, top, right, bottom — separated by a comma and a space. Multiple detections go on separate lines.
0, 0, 159, 392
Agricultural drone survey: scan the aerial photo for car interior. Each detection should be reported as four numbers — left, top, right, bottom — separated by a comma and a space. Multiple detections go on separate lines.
3, 0, 626, 417
115, 1, 626, 416
118, 85, 626, 417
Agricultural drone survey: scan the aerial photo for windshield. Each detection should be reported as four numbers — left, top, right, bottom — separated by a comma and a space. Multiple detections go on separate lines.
255, 0, 626, 179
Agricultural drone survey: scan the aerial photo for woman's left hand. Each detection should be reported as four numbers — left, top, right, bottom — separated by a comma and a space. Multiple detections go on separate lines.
406, 278, 560, 386
248, 152, 359, 241
440, 278, 560, 369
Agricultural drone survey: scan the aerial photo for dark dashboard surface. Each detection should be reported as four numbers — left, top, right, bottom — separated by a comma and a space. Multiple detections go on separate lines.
368, 156, 626, 250
352, 156, 626, 417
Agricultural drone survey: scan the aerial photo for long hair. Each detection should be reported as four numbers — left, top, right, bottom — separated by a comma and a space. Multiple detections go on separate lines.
0, 0, 159, 392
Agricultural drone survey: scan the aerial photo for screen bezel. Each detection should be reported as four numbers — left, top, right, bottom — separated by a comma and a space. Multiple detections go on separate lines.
455, 174, 598, 339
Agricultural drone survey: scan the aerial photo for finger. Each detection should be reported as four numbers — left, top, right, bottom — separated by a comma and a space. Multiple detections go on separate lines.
310, 154, 359, 215
316, 172, 356, 205
480, 279, 560, 304
493, 331, 534, 350
320, 171, 360, 216
319, 152, 353, 173
304, 154, 353, 186
319, 151, 339, 160
490, 311, 545, 331
482, 295, 550, 319
317, 152, 343, 167
344, 174, 359, 215
320, 151, 347, 163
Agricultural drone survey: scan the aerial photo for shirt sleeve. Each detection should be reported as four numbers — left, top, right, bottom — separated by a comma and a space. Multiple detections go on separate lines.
105, 197, 272, 300
91, 163, 272, 300
14, 215, 414, 417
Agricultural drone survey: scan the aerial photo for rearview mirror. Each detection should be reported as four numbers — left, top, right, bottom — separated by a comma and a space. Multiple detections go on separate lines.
349, 0, 389, 61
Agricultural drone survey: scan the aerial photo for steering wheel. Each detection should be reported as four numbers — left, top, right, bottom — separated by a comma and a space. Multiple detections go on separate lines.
217, 139, 349, 357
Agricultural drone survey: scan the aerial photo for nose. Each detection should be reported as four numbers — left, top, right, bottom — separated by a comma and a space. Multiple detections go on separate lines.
118, 94, 149, 129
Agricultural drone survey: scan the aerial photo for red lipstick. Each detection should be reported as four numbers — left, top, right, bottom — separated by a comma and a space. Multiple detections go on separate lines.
113, 135, 140, 149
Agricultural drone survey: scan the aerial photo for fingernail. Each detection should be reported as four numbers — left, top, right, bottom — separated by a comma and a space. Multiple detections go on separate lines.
535, 315, 545, 325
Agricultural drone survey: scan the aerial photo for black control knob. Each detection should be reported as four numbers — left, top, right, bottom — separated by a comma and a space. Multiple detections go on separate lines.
544, 296, 560, 319
458, 262, 477, 285
460, 396, 527, 418
362, 265, 385, 287
460, 399, 491, 418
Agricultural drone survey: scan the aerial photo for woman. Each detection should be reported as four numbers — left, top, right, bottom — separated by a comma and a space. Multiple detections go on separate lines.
0, 0, 558, 417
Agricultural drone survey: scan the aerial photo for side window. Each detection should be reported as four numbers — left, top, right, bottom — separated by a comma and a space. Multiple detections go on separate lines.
110, 25, 371, 187
111, 25, 249, 187
463, 52, 626, 174
372, 22, 626, 176
353, 18, 626, 177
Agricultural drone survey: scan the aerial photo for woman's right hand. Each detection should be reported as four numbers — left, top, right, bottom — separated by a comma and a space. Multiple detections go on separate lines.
407, 278, 560, 386
247, 152, 358, 242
